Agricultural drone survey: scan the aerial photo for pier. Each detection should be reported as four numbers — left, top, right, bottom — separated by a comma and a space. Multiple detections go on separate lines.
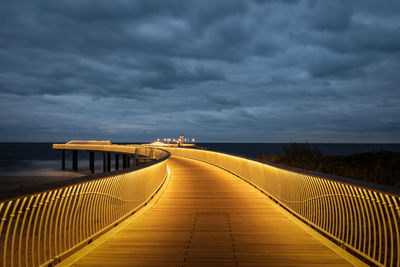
55, 141, 152, 174
0, 143, 399, 266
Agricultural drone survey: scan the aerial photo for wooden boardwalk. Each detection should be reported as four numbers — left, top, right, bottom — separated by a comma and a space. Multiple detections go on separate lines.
69, 157, 354, 266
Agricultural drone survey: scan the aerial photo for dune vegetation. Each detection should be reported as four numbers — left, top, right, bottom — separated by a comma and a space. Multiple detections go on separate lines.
256, 143, 400, 188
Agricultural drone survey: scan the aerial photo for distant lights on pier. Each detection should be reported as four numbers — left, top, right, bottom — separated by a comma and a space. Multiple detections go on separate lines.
154, 134, 196, 147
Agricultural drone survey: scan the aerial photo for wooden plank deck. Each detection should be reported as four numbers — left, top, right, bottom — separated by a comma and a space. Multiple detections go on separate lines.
70, 156, 354, 266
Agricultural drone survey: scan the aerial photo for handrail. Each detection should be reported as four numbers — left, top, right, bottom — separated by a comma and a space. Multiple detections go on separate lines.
162, 147, 400, 267
0, 144, 170, 267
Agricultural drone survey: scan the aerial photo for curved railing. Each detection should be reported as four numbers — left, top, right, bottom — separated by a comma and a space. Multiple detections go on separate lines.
164, 147, 400, 267
0, 144, 170, 267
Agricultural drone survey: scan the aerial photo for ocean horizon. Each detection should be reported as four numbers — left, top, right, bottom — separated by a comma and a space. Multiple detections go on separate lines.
1, 142, 400, 177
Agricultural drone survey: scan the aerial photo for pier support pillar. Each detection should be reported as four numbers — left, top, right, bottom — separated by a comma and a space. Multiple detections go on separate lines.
72, 151, 78, 171
61, 150, 65, 170
103, 152, 107, 173
123, 155, 127, 169
90, 152, 94, 174
127, 156, 130, 168
107, 152, 111, 172
115, 154, 119, 170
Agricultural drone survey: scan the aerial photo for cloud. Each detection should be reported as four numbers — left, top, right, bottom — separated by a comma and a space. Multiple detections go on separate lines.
0, 0, 399, 142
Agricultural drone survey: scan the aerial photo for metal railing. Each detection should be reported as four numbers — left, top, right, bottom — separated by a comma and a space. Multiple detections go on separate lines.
0, 144, 170, 267
164, 147, 400, 266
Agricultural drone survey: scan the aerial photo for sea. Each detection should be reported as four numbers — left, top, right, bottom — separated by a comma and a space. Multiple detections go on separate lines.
1, 142, 400, 177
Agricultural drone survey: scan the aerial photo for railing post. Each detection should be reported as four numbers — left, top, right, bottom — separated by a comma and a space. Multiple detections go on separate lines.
61, 150, 65, 170
89, 152, 94, 174
72, 150, 78, 171
107, 153, 111, 172
122, 155, 127, 169
115, 154, 119, 170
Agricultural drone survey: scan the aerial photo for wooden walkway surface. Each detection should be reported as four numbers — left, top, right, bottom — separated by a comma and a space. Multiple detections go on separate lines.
70, 157, 353, 266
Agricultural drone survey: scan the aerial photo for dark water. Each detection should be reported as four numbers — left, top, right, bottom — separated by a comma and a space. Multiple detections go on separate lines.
1, 142, 400, 176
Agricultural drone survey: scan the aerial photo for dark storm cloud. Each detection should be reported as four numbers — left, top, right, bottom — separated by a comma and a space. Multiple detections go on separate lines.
0, 0, 399, 142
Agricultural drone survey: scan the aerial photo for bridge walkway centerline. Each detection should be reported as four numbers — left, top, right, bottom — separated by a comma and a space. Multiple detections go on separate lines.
66, 156, 356, 266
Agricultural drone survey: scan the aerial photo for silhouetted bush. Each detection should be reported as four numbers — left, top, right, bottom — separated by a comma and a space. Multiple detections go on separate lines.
256, 143, 400, 188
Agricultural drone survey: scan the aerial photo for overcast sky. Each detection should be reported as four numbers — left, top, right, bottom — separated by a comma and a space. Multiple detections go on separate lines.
1, 0, 399, 142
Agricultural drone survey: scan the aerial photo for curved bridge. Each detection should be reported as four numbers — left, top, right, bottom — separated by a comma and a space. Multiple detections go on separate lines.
1, 144, 399, 266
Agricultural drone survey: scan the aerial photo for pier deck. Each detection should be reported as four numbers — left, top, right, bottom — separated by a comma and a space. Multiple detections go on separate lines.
67, 157, 354, 266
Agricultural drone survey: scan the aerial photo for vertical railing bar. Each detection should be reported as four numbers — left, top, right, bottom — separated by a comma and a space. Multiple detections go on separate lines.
349, 185, 363, 251
314, 178, 323, 229
106, 177, 116, 227
3, 200, 19, 267
18, 196, 33, 267
78, 182, 93, 243
376, 192, 387, 265
330, 182, 341, 238
48, 190, 61, 261
309, 176, 318, 225
97, 179, 107, 231
54, 188, 67, 256
0, 202, 11, 266
37, 192, 52, 265
380, 193, 392, 266
336, 184, 348, 242
358, 188, 370, 255
303, 174, 312, 224
319, 179, 329, 234
67, 185, 81, 249
365, 189, 376, 259
343, 184, 356, 247
372, 191, 384, 263
84, 181, 98, 240
0, 202, 5, 233
109, 176, 118, 226
102, 176, 110, 227
328, 181, 339, 237
322, 179, 334, 236
290, 171, 298, 215
91, 180, 103, 234
314, 177, 322, 227
392, 196, 400, 267
62, 186, 77, 251
43, 191, 56, 262
25, 195, 40, 267
72, 184, 86, 246
58, 187, 72, 255
338, 184, 348, 246
339, 183, 349, 243
91, 179, 104, 235
298, 173, 305, 220
80, 184, 91, 242
90, 180, 100, 234
115, 175, 124, 223
386, 195, 397, 267
85, 181, 98, 240
96, 178, 108, 232
31, 194, 46, 267
367, 190, 379, 261
0, 202, 12, 243
11, 198, 26, 267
